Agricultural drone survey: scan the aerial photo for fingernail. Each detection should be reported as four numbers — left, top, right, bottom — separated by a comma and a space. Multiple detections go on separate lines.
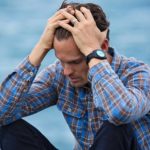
60, 9, 65, 13
67, 5, 72, 8
80, 7, 85, 11
58, 21, 62, 25
70, 10, 75, 14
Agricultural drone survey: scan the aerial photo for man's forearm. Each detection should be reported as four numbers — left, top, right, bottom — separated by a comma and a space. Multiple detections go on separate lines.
0, 57, 38, 125
88, 61, 150, 125
29, 8, 68, 67
29, 42, 49, 67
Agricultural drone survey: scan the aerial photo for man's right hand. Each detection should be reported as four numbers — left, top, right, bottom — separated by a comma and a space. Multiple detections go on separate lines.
39, 9, 70, 51
29, 8, 69, 66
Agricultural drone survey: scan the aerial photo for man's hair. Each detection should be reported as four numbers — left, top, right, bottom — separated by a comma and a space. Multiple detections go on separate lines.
55, 1, 110, 41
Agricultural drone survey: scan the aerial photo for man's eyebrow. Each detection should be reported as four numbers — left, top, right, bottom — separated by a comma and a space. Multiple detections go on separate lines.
60, 57, 84, 63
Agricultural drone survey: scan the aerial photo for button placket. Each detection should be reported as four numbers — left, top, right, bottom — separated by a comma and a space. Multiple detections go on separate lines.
29, 71, 33, 76
23, 88, 28, 92
68, 108, 71, 112
89, 118, 92, 122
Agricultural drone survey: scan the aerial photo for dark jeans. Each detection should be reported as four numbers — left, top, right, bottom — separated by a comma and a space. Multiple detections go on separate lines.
0, 119, 140, 150
0, 119, 57, 150
89, 121, 140, 150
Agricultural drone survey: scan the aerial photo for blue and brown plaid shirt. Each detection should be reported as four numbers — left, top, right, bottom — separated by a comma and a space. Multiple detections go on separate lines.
0, 50, 150, 150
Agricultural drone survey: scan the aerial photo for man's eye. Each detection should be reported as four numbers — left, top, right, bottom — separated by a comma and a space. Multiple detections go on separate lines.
60, 59, 83, 65
73, 61, 80, 64
73, 59, 83, 64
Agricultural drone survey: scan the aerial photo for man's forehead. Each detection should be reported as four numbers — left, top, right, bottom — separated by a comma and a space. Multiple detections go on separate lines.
53, 36, 79, 50
54, 35, 73, 42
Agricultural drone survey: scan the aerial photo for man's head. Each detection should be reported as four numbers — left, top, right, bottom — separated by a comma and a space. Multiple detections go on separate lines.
53, 1, 110, 87
55, 1, 110, 41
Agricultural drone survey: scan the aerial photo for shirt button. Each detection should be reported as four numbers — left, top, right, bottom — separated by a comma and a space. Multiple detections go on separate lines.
23, 88, 27, 92
14, 96, 17, 99
89, 118, 92, 122
68, 108, 71, 112
29, 72, 33, 76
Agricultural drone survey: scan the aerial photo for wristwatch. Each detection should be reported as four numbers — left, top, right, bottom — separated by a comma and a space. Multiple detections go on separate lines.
85, 49, 107, 64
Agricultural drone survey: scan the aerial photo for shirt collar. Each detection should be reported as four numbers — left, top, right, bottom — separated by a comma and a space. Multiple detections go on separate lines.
110, 48, 122, 74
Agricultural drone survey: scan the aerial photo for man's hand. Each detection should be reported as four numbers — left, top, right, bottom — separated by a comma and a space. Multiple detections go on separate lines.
29, 9, 69, 66
38, 9, 69, 51
59, 7, 107, 56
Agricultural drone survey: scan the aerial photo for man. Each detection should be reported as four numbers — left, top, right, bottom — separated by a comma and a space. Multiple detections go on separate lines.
0, 1, 150, 150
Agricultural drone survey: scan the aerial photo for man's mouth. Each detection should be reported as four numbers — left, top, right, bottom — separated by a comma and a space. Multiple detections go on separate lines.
69, 77, 80, 83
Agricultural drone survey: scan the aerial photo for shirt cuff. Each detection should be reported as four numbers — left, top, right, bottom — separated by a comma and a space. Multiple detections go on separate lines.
88, 61, 116, 82
15, 56, 39, 81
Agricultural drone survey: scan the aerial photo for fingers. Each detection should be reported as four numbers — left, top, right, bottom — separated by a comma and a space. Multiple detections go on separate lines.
67, 6, 75, 15
58, 20, 74, 32
52, 19, 70, 29
53, 6, 75, 24
51, 13, 65, 23
60, 10, 80, 27
51, 6, 94, 24
54, 8, 67, 17
75, 9, 86, 22
56, 6, 97, 33
60, 10, 78, 22
58, 7, 96, 34
60, 6, 95, 24
60, 8, 89, 22
80, 7, 94, 21
49, 8, 69, 23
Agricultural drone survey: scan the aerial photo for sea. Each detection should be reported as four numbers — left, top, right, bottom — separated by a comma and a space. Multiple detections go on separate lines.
0, 0, 150, 149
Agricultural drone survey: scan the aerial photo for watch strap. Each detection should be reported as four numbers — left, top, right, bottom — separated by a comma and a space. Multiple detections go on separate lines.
85, 49, 106, 64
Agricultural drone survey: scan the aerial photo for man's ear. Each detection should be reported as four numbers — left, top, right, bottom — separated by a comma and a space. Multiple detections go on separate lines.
101, 39, 109, 51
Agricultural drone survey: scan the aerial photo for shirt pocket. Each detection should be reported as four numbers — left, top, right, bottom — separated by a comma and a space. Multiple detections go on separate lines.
57, 97, 86, 137
57, 97, 86, 118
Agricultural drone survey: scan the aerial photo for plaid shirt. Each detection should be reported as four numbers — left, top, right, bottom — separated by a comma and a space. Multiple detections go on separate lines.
0, 50, 150, 150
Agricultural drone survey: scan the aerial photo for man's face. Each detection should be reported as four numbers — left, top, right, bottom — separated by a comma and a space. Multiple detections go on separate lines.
53, 37, 89, 87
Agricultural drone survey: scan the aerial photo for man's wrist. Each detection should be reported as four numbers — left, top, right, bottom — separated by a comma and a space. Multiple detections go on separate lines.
36, 41, 51, 53
82, 47, 101, 56
88, 58, 107, 68
29, 43, 50, 67
85, 49, 107, 65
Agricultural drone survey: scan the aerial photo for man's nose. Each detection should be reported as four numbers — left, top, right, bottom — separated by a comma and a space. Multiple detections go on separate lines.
63, 64, 73, 76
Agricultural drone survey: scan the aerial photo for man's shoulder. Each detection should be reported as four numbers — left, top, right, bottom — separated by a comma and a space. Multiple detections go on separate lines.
119, 55, 150, 76
36, 60, 66, 86
46, 60, 63, 72
111, 51, 150, 74
122, 55, 149, 69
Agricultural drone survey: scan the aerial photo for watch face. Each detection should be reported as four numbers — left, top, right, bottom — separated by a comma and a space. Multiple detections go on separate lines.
86, 49, 106, 64
96, 50, 105, 57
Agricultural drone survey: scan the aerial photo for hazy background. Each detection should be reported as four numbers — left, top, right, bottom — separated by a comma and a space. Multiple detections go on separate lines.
0, 0, 150, 149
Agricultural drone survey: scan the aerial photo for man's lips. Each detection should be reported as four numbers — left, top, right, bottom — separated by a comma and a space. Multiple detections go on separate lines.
69, 77, 80, 83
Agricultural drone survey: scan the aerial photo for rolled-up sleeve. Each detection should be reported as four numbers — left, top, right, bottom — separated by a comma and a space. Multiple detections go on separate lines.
88, 61, 150, 125
0, 57, 57, 125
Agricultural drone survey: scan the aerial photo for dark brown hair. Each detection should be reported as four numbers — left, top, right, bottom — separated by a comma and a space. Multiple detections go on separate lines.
55, 1, 110, 41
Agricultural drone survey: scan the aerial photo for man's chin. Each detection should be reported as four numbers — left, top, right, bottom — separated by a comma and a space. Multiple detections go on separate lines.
70, 81, 87, 87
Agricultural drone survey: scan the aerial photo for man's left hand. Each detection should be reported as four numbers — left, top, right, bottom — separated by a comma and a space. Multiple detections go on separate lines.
59, 7, 107, 56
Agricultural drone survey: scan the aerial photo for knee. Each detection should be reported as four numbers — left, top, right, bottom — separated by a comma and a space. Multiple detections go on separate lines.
103, 121, 127, 129
90, 121, 136, 150
99, 121, 132, 138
